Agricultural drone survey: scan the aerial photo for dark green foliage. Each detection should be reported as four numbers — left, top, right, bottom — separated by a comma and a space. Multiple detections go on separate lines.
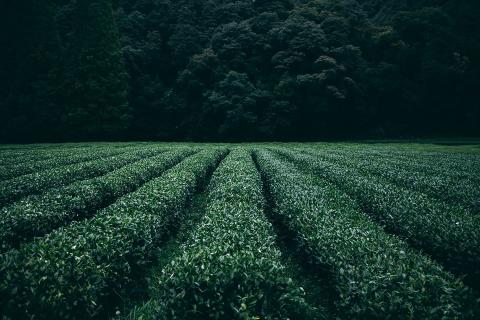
0, 0, 62, 141
256, 148, 478, 318
0, 148, 226, 319
0, 148, 194, 252
0, 145, 134, 181
0, 142, 479, 320
0, 147, 158, 206
0, 0, 479, 141
62, 0, 131, 139
138, 149, 322, 319
280, 147, 480, 290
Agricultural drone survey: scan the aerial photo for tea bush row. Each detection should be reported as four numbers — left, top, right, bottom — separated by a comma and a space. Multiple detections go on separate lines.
0, 149, 195, 252
0, 146, 136, 181
315, 150, 480, 214
0, 148, 226, 319
0, 147, 164, 206
0, 143, 136, 166
256, 149, 478, 318
314, 145, 480, 181
278, 148, 480, 287
138, 149, 322, 320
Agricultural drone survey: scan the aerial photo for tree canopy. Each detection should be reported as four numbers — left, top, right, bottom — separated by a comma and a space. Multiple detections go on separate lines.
1, 0, 479, 141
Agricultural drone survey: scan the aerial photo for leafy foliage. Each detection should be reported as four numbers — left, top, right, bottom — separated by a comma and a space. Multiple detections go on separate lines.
0, 148, 194, 252
137, 149, 322, 319
0, 142, 479, 319
255, 148, 478, 318
0, 148, 226, 319
0, 147, 161, 206
278, 147, 480, 288
0, 145, 134, 181
1, 0, 479, 141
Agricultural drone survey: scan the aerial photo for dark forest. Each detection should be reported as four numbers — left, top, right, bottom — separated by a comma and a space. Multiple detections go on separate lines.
1, 0, 479, 142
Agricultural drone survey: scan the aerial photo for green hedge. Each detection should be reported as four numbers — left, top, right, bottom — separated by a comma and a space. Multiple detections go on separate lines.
305, 144, 480, 180
136, 149, 322, 320
326, 146, 480, 181
313, 148, 480, 213
0, 147, 164, 206
0, 148, 226, 319
278, 148, 480, 290
0, 149, 195, 252
0, 143, 134, 166
256, 149, 478, 319
0, 146, 135, 181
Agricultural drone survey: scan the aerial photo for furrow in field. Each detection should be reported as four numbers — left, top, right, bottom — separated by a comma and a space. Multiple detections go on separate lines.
124, 203, 209, 318
0, 149, 196, 253
121, 163, 214, 317
132, 149, 325, 320
0, 147, 164, 206
0, 148, 227, 319
276, 148, 480, 291
252, 150, 336, 317
256, 149, 478, 319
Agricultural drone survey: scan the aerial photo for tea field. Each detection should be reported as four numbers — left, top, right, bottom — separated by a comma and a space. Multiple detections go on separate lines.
0, 142, 479, 319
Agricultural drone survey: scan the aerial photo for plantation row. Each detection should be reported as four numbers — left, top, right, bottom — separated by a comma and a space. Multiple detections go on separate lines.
315, 144, 480, 181
256, 150, 477, 318
0, 146, 168, 206
0, 148, 226, 319
276, 148, 480, 289
0, 143, 138, 166
308, 148, 480, 214
0, 146, 138, 182
0, 149, 196, 252
0, 143, 479, 319
132, 149, 323, 319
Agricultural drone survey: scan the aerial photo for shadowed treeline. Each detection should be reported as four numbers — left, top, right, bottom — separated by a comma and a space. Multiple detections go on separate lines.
1, 0, 479, 142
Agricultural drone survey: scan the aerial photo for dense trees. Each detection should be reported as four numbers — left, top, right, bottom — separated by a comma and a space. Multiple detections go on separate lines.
0, 0, 479, 142
0, 0, 130, 141
0, 0, 61, 141
62, 0, 131, 139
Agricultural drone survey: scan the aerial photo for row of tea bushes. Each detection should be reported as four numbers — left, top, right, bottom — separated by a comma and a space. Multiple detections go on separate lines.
0, 148, 227, 319
278, 148, 480, 289
0, 144, 100, 163
0, 149, 195, 252
0, 143, 137, 166
0, 145, 137, 181
315, 145, 480, 181
313, 149, 480, 214
136, 149, 322, 320
0, 147, 164, 206
256, 149, 478, 319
